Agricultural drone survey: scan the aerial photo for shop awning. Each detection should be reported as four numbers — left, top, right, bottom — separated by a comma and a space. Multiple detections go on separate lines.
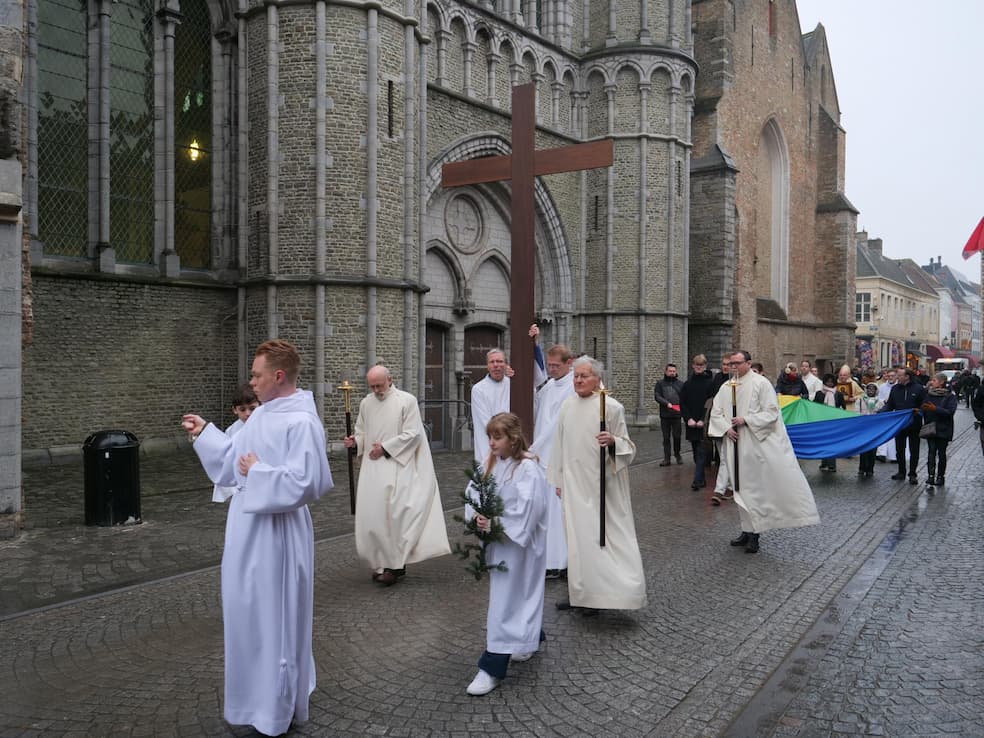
926, 345, 956, 360
958, 355, 980, 369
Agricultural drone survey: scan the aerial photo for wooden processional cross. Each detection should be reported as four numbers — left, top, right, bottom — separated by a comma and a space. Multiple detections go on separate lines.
441, 83, 614, 441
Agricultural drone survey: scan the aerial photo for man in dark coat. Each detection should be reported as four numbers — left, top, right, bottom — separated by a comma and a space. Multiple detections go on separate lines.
878, 368, 926, 484
654, 363, 685, 466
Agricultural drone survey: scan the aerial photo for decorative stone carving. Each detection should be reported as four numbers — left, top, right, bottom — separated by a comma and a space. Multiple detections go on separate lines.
444, 193, 484, 254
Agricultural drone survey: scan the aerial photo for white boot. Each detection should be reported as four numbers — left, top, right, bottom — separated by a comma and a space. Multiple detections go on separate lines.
510, 652, 534, 662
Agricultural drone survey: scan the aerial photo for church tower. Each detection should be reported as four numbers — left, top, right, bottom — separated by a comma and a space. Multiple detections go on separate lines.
240, 0, 427, 418
688, 0, 857, 373
577, 2, 696, 421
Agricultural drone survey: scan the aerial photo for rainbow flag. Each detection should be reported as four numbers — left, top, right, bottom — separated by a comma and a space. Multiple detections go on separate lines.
780, 398, 914, 460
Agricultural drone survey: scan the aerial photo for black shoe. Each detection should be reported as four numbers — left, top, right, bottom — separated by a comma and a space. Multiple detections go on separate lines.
730, 532, 750, 546
908, 476, 918, 485
926, 476, 936, 487
891, 472, 906, 480
555, 600, 573, 610
690, 482, 700, 490
659, 460, 672, 467
937, 476, 945, 485
675, 456, 683, 465
745, 534, 760, 554
858, 470, 866, 477
545, 569, 562, 579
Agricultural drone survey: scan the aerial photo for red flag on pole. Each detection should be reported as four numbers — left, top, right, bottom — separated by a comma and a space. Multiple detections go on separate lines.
962, 217, 984, 260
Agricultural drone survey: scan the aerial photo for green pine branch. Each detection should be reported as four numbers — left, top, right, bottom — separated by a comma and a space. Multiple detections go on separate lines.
453, 461, 509, 581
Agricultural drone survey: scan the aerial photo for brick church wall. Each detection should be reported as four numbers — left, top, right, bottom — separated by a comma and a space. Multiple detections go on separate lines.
22, 277, 236, 453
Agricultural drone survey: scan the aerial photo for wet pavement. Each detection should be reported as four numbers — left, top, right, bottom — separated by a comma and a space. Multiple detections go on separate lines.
1, 412, 982, 736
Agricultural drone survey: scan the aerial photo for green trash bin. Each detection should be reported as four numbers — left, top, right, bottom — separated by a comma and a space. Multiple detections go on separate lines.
83, 430, 142, 526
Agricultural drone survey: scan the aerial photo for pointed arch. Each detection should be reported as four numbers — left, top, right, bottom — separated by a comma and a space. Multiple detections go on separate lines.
761, 117, 790, 310
424, 133, 575, 319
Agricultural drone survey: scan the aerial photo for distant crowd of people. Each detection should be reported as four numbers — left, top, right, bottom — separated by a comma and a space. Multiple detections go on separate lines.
657, 356, 984, 493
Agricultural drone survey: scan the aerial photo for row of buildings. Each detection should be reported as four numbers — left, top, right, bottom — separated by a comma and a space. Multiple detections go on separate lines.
855, 234, 981, 374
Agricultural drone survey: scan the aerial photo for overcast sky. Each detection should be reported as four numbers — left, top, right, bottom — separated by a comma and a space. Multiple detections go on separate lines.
795, 0, 984, 278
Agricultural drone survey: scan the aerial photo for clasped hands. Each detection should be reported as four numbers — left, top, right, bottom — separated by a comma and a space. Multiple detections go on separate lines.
343, 436, 386, 460
474, 513, 492, 533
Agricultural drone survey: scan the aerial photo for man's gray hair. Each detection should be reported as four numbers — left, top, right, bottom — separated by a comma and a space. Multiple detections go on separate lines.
573, 355, 605, 380
486, 348, 507, 362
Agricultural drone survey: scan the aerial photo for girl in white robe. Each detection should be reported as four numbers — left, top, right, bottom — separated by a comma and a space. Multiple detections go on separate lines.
466, 412, 549, 696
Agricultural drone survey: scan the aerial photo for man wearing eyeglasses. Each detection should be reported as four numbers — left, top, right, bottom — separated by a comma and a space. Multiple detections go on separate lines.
707, 350, 819, 554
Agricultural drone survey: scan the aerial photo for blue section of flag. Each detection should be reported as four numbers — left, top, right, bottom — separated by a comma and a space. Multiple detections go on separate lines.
786, 410, 915, 459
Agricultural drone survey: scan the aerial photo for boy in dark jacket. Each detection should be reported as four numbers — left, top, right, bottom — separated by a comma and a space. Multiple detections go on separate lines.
681, 354, 716, 489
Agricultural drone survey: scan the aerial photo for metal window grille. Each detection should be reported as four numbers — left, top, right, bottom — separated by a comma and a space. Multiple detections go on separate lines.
174, 0, 212, 269
109, 0, 155, 264
37, 0, 88, 258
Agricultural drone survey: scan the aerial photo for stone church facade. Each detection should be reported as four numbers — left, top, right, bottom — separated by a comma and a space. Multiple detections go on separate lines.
688, 0, 857, 373
8, 0, 852, 529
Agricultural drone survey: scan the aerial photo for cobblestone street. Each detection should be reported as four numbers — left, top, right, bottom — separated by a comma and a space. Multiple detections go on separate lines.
1, 412, 982, 737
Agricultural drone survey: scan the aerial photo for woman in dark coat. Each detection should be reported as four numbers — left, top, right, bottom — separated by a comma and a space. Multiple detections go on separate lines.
920, 373, 958, 486
776, 363, 809, 398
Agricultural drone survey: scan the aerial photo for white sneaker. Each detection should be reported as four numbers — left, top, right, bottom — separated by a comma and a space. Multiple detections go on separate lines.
510, 652, 534, 662
466, 669, 501, 696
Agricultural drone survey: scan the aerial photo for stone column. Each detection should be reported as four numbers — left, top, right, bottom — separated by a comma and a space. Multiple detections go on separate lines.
0, 0, 24, 537
462, 40, 476, 97
550, 80, 563, 128
487, 52, 500, 107
156, 0, 181, 277
94, 0, 114, 270
435, 30, 450, 86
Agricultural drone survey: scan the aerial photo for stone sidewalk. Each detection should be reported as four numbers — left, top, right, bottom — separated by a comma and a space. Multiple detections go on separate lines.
1, 413, 982, 736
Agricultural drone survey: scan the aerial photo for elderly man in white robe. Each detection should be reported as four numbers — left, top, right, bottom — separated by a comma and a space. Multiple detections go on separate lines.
530, 329, 575, 579
708, 350, 820, 554
182, 339, 333, 737
548, 356, 647, 615
344, 365, 450, 585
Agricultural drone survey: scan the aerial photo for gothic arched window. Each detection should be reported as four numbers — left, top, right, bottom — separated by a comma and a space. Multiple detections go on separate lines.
110, 0, 155, 264
174, 0, 212, 269
761, 119, 790, 309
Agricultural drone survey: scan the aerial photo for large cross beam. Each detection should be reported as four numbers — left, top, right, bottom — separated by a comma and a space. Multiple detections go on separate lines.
442, 83, 613, 441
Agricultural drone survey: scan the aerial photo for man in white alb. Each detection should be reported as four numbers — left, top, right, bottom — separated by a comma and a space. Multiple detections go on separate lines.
529, 325, 575, 578
182, 339, 333, 737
